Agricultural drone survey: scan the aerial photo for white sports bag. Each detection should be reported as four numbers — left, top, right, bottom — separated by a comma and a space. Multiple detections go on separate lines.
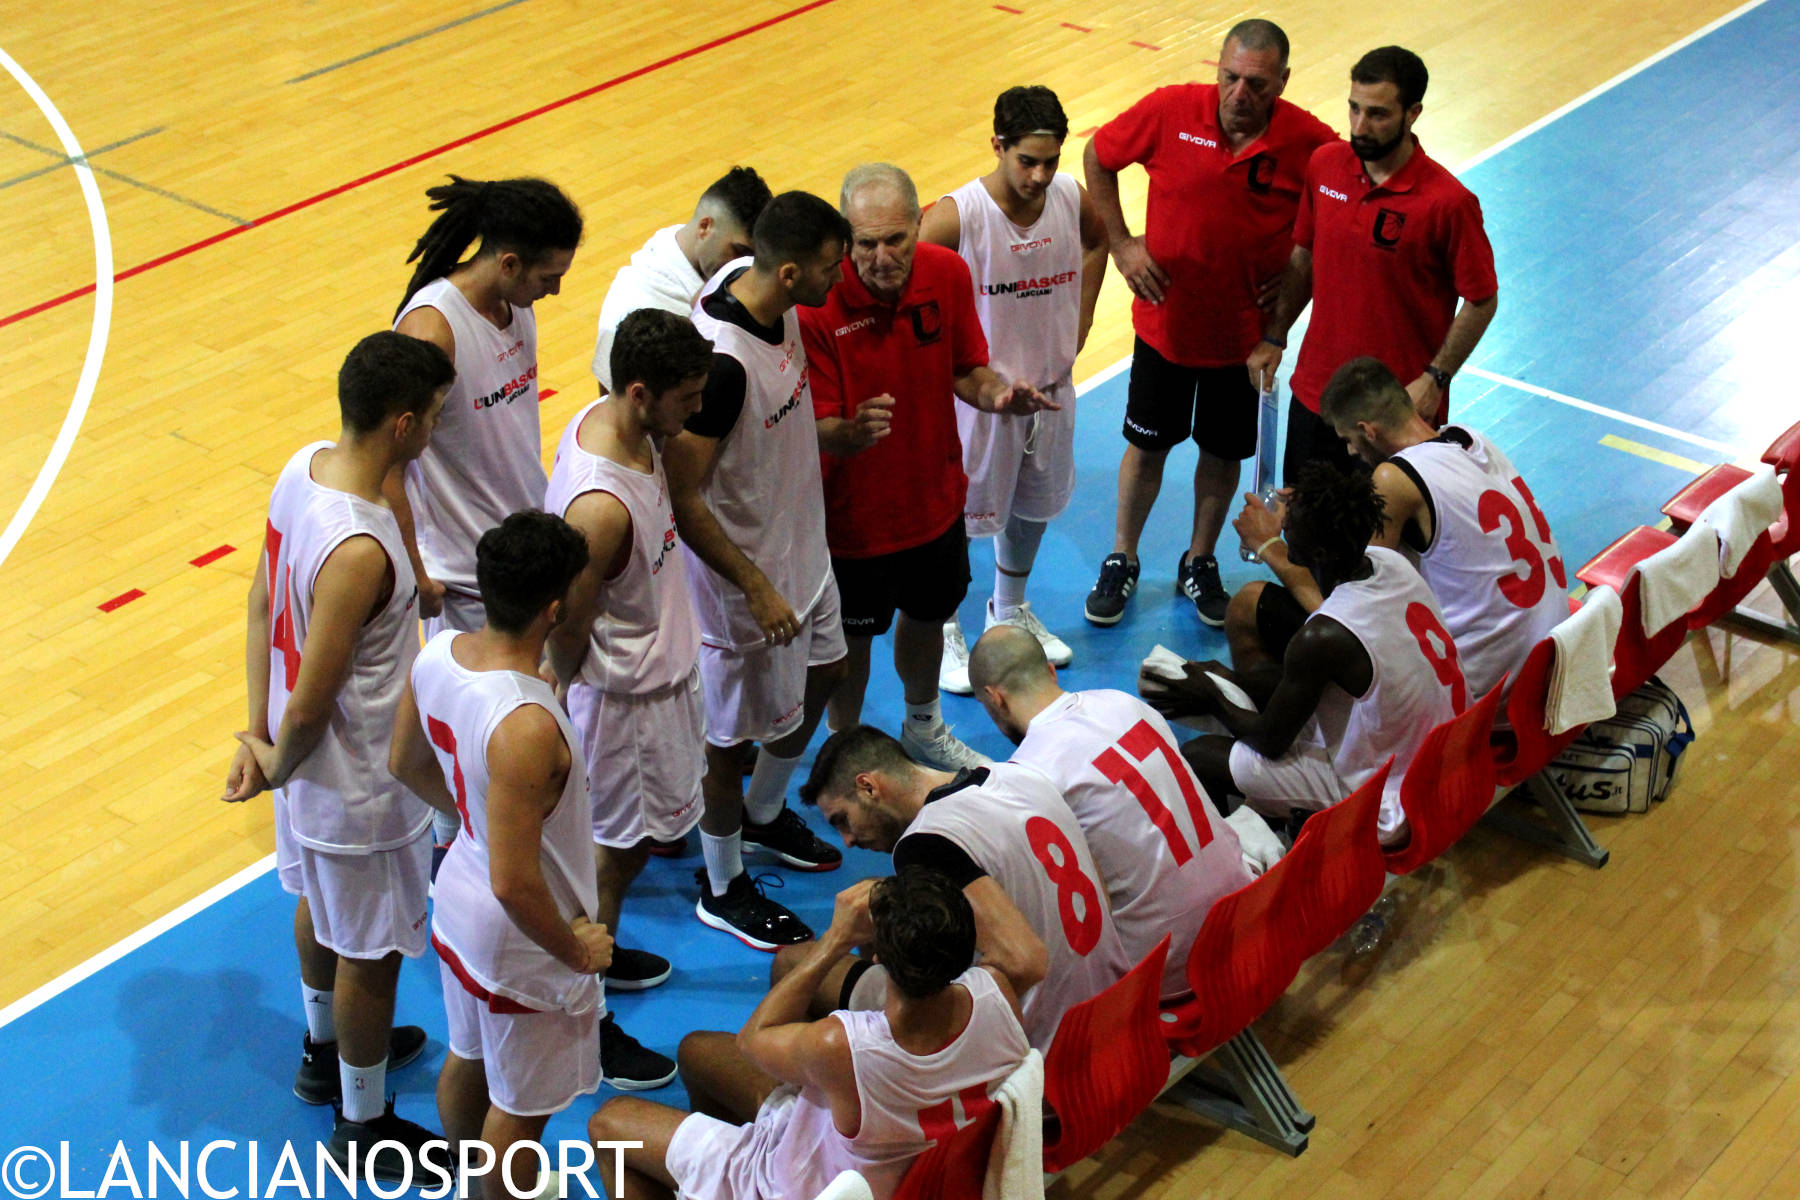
1549, 676, 1694, 814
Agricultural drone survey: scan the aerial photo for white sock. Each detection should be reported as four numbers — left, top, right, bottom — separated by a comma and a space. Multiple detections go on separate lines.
302, 985, 335, 1044
992, 571, 1029, 620
906, 697, 943, 729
701, 831, 743, 896
340, 1056, 387, 1124
744, 749, 800, 826
430, 808, 460, 848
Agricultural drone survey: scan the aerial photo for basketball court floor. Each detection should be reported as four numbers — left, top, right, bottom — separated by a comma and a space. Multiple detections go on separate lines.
2, 0, 1798, 1195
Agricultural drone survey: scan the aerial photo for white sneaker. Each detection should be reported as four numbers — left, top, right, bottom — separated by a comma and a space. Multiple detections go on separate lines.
940, 617, 973, 695
987, 600, 1073, 667
901, 718, 992, 770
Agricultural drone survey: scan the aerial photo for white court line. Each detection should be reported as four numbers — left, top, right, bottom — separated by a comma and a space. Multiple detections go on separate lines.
0, 45, 113, 572
1460, 366, 1745, 458
0, 1, 1770, 1023
0, 855, 274, 1030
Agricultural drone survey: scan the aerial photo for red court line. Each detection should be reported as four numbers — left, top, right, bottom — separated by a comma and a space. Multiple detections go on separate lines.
539, 387, 558, 402
189, 545, 235, 567
0, 0, 842, 333
99, 589, 145, 612
1060, 22, 1092, 32
1131, 40, 1161, 51
993, 5, 1023, 12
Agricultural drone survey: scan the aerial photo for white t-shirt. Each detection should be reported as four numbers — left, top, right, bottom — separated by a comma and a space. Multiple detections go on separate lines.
590, 224, 704, 391
896, 762, 1132, 1051
264, 443, 430, 853
1014, 689, 1251, 999
395, 277, 545, 596
545, 401, 700, 693
1392, 426, 1568, 698
414, 631, 599, 1014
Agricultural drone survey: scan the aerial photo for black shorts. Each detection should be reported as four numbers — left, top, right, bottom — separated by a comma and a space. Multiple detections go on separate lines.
1255, 582, 1309, 661
832, 517, 971, 637
1122, 337, 1257, 458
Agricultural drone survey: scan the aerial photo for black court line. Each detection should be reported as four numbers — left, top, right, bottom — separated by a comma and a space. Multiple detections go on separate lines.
0, 126, 163, 190
0, 127, 251, 225
286, 0, 533, 83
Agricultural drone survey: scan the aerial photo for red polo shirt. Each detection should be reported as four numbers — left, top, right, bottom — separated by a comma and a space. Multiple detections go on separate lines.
1092, 83, 1336, 367
801, 242, 988, 558
1290, 137, 1498, 413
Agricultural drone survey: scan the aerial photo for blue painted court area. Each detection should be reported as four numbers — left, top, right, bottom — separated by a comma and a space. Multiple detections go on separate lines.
4, 1, 1797, 1194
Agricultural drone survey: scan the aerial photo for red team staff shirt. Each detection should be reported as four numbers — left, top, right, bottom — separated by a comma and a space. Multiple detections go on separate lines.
1289, 137, 1498, 414
801, 242, 990, 559
1091, 83, 1337, 367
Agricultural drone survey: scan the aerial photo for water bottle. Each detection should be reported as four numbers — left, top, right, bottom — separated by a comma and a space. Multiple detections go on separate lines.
1239, 385, 1282, 563
1240, 485, 1280, 563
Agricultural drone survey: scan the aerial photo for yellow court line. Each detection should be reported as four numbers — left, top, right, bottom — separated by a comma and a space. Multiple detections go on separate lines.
1599, 433, 1712, 474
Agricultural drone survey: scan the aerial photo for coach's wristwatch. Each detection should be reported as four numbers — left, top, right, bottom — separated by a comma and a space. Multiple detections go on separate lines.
1423, 364, 1452, 390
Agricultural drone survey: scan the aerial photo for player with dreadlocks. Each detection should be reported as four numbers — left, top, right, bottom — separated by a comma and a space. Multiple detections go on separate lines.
1146, 463, 1467, 844
389, 175, 582, 859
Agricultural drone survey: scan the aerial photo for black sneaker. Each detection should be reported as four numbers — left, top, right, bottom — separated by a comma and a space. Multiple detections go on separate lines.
744, 807, 842, 871
1084, 553, 1139, 626
1178, 552, 1229, 627
604, 947, 671, 992
600, 1013, 678, 1091
327, 1100, 446, 1183
695, 869, 814, 951
294, 1026, 429, 1105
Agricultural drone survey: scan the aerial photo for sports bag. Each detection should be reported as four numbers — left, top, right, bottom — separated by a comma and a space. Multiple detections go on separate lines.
1548, 676, 1695, 813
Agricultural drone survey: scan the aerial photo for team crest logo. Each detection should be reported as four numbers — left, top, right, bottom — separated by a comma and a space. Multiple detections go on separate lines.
909, 300, 943, 345
1372, 208, 1407, 249
1246, 153, 1276, 194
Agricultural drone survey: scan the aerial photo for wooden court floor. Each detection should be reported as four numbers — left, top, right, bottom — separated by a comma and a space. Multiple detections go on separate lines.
3, 1, 1798, 1195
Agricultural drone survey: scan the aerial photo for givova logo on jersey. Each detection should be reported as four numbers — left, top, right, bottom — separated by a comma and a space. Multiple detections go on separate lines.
474, 363, 538, 410
981, 270, 1078, 300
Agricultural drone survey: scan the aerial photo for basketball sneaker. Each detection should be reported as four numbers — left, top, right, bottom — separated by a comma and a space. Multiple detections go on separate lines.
939, 617, 974, 695
1084, 554, 1139, 625
326, 1101, 445, 1183
603, 947, 671, 992
744, 806, 842, 871
985, 599, 1073, 667
901, 718, 992, 770
600, 1014, 677, 1090
695, 869, 814, 951
294, 1025, 429, 1105
1178, 552, 1229, 627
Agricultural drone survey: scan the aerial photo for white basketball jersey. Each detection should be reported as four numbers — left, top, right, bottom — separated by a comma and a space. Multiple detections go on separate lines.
948, 173, 1082, 390
1310, 546, 1465, 826
768, 968, 1029, 1199
413, 631, 600, 1014
1393, 427, 1568, 698
263, 443, 429, 853
396, 277, 546, 596
546, 402, 699, 693
1014, 690, 1251, 999
900, 762, 1131, 1051
686, 260, 832, 649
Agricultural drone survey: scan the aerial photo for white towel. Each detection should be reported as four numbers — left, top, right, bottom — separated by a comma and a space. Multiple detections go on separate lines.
985, 1049, 1044, 1200
1636, 522, 1721, 634
811, 1170, 874, 1200
1138, 645, 1257, 734
1547, 587, 1622, 734
1698, 463, 1782, 578
1225, 806, 1285, 875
